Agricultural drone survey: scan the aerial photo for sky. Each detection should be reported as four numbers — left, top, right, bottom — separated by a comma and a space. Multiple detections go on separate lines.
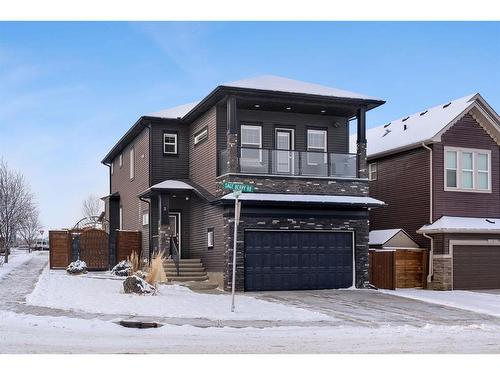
0, 21, 499, 229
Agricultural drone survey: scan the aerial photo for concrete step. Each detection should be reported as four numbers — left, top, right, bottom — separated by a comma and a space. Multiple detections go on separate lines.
167, 275, 209, 282
165, 271, 207, 277
164, 266, 205, 272
164, 258, 201, 264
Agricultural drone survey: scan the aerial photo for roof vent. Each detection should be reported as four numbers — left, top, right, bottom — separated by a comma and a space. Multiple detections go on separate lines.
382, 129, 392, 137
420, 110, 428, 116
383, 123, 391, 128
443, 102, 451, 108
486, 219, 496, 224
403, 124, 408, 131
402, 116, 410, 122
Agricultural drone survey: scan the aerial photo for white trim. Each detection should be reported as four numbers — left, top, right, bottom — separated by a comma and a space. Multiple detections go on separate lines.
169, 211, 182, 258
244, 229, 356, 288
275, 128, 295, 174
163, 133, 178, 154
448, 239, 500, 290
443, 146, 492, 193
241, 124, 262, 148
194, 128, 208, 145
368, 162, 377, 181
306, 129, 327, 166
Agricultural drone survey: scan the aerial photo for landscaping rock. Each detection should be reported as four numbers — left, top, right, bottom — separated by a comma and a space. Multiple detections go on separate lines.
66, 259, 87, 275
123, 275, 156, 295
111, 260, 131, 276
134, 270, 147, 280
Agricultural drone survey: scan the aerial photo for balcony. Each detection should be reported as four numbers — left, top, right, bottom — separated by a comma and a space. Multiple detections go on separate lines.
219, 148, 358, 178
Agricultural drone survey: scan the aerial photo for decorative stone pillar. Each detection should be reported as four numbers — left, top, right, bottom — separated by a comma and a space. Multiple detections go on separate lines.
356, 107, 368, 179
226, 96, 239, 174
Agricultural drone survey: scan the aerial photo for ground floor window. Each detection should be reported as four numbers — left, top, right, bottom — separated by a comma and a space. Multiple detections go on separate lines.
142, 211, 149, 226
207, 227, 214, 248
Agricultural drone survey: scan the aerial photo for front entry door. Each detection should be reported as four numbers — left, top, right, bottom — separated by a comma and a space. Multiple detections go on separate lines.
169, 212, 182, 258
275, 129, 294, 174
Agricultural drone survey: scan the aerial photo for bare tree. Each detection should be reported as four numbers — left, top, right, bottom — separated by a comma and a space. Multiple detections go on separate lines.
0, 160, 33, 263
18, 204, 42, 252
82, 194, 102, 218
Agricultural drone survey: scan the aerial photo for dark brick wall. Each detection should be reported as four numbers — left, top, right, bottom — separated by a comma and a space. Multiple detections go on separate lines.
221, 206, 370, 291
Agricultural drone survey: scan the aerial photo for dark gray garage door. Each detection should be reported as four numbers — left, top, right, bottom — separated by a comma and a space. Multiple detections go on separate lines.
453, 245, 500, 290
244, 230, 353, 291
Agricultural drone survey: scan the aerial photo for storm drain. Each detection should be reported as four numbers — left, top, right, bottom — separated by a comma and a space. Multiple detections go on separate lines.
117, 320, 163, 329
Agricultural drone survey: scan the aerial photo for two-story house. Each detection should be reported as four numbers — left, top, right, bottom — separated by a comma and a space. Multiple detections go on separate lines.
366, 94, 500, 290
102, 75, 385, 292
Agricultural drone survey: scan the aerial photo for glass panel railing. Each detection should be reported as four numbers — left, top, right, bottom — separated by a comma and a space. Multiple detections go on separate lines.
219, 149, 229, 175
300, 151, 328, 177
330, 153, 357, 178
239, 148, 270, 174
271, 150, 300, 175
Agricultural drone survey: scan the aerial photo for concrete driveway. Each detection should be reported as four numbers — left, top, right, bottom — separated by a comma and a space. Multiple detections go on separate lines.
251, 289, 500, 328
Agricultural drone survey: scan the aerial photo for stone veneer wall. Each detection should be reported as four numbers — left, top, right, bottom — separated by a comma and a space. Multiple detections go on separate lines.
428, 256, 452, 290
222, 208, 370, 292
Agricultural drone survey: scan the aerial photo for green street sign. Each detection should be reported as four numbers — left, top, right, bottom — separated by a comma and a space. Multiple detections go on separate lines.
222, 181, 254, 193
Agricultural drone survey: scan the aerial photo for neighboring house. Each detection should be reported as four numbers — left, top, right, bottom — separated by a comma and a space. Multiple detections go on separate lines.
102, 75, 385, 292
365, 93, 500, 290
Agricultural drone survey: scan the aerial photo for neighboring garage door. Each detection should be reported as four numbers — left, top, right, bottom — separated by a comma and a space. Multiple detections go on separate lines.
453, 245, 500, 290
244, 230, 353, 291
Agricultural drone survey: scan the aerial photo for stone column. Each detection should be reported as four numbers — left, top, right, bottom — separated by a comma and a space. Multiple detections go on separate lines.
356, 107, 368, 179
226, 96, 239, 174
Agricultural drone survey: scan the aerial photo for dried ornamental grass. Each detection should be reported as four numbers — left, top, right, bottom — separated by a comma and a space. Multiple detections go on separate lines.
146, 251, 167, 286
126, 251, 141, 274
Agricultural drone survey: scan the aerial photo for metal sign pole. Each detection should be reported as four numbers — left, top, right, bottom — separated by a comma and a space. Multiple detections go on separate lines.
231, 190, 241, 312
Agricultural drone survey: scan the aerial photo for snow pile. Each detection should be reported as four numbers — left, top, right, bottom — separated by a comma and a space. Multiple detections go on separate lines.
0, 249, 35, 281
380, 289, 500, 318
66, 260, 87, 275
123, 275, 156, 295
110, 260, 131, 277
26, 269, 332, 322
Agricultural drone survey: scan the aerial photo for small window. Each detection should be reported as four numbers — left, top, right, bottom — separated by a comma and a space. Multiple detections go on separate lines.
129, 147, 135, 180
142, 211, 149, 226
164, 133, 178, 154
110, 161, 114, 175
369, 163, 378, 181
119, 206, 123, 230
207, 228, 214, 248
477, 153, 489, 190
445, 150, 457, 188
119, 154, 123, 168
194, 128, 208, 145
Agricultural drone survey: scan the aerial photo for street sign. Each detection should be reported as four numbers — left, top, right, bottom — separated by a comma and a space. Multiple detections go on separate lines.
222, 181, 254, 193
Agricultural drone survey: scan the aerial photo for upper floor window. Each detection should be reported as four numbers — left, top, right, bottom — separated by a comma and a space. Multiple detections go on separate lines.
119, 153, 123, 168
129, 147, 135, 180
369, 163, 378, 181
307, 129, 327, 165
241, 125, 262, 148
444, 147, 491, 192
164, 133, 178, 155
194, 127, 208, 145
119, 206, 123, 230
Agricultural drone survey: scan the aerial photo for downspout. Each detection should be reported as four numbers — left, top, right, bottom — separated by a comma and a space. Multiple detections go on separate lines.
421, 142, 434, 282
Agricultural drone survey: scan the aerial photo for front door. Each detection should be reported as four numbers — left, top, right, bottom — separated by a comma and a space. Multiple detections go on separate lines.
275, 129, 294, 174
169, 212, 182, 258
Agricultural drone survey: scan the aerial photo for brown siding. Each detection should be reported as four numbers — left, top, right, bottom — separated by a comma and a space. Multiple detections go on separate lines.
238, 109, 349, 153
189, 106, 218, 194
110, 127, 150, 256
433, 114, 500, 221
369, 147, 430, 247
150, 120, 189, 185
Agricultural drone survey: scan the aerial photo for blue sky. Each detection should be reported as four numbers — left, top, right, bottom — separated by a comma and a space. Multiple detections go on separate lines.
1, 21, 499, 229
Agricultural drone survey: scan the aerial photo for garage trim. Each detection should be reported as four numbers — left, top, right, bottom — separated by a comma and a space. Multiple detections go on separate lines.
244, 229, 356, 288
449, 239, 500, 290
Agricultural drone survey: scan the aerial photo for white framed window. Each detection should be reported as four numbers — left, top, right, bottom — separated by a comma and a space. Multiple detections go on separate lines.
129, 147, 135, 180
163, 133, 178, 154
142, 211, 149, 226
307, 129, 327, 165
119, 154, 123, 168
241, 124, 263, 163
194, 128, 208, 145
369, 163, 378, 181
119, 206, 123, 230
111, 161, 114, 175
444, 147, 491, 192
207, 228, 214, 248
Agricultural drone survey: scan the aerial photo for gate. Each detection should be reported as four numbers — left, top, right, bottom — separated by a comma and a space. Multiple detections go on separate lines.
79, 228, 109, 270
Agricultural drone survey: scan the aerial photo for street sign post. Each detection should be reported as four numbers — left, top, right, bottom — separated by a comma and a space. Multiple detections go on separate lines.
221, 181, 253, 312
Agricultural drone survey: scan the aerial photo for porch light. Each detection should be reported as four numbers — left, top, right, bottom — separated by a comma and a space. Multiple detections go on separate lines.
321, 110, 326, 113
286, 107, 291, 110
254, 104, 260, 108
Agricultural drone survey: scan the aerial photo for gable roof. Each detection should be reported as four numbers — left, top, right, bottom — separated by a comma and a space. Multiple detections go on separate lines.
369, 229, 419, 248
359, 93, 500, 159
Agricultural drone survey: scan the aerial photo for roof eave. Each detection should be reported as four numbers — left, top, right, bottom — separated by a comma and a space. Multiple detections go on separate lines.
417, 228, 500, 234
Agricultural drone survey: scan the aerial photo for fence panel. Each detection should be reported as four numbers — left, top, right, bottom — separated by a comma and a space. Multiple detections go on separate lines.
49, 230, 71, 269
116, 230, 142, 263
369, 250, 396, 290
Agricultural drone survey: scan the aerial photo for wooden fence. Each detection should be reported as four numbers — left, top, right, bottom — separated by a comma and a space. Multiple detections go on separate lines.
115, 230, 142, 263
369, 249, 428, 290
49, 230, 72, 269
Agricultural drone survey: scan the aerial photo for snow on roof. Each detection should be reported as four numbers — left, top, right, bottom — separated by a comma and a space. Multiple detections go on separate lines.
150, 180, 194, 190
223, 75, 381, 101
358, 94, 477, 157
369, 229, 402, 246
146, 101, 200, 119
418, 216, 500, 234
221, 192, 385, 206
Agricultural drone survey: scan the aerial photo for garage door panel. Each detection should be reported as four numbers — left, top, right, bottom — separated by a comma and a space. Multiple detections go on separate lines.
245, 231, 353, 291
453, 245, 500, 290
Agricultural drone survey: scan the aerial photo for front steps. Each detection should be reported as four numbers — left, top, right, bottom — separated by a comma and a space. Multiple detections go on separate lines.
163, 258, 209, 282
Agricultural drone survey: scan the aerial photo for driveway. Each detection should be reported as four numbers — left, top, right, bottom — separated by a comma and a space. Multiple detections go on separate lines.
252, 289, 500, 328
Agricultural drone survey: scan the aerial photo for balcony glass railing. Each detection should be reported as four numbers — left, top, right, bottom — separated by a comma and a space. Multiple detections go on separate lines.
219, 148, 358, 178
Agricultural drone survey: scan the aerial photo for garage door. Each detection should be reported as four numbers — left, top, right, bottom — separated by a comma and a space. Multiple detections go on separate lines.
244, 230, 353, 291
453, 245, 500, 290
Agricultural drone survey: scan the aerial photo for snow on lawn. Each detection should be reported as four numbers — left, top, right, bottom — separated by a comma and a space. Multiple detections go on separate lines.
380, 289, 500, 318
0, 249, 36, 281
26, 268, 332, 322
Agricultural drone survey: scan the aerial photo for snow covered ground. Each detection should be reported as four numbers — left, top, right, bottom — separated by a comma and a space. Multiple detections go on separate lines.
0, 248, 36, 281
1, 309, 500, 354
26, 268, 332, 322
380, 289, 500, 318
